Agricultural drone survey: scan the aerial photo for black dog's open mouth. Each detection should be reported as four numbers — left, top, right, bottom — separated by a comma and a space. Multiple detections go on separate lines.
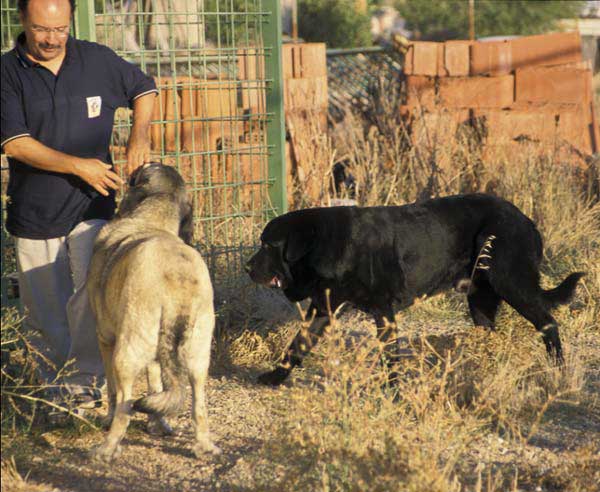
269, 275, 283, 288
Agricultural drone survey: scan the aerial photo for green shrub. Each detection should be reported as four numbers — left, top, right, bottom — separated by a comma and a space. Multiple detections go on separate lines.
298, 0, 373, 48
396, 0, 584, 40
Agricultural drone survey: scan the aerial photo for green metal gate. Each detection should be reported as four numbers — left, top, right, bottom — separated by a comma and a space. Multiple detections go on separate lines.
1, 0, 286, 303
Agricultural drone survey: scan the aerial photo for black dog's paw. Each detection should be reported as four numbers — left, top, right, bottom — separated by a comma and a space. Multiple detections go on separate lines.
257, 367, 291, 386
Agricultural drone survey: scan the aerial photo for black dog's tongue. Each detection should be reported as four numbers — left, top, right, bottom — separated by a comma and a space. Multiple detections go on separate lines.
269, 276, 282, 288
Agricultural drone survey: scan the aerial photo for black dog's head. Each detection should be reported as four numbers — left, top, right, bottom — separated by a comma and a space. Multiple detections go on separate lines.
117, 163, 194, 245
246, 210, 318, 298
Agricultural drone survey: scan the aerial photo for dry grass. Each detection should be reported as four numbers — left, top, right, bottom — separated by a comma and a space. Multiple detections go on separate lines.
1, 457, 58, 492
217, 105, 600, 491
1, 308, 57, 431
237, 304, 599, 491
1, 306, 100, 441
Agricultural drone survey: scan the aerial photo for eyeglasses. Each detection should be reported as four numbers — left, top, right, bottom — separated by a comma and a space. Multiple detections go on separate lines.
30, 25, 70, 36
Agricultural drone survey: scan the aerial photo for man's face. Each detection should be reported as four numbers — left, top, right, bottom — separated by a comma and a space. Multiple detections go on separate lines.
20, 0, 71, 62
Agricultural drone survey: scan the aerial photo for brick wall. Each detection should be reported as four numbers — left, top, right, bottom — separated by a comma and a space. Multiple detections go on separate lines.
402, 31, 598, 165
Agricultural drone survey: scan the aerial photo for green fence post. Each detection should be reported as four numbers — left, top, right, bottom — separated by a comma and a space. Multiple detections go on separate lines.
74, 0, 96, 41
262, 0, 287, 217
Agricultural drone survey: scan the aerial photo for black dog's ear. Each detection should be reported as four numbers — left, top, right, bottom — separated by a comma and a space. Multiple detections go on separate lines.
285, 227, 315, 263
179, 199, 194, 246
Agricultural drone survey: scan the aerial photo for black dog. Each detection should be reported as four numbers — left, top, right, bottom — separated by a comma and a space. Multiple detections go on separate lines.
246, 193, 584, 386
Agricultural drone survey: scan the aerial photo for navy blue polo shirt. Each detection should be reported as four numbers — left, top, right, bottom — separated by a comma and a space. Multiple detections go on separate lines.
1, 34, 157, 239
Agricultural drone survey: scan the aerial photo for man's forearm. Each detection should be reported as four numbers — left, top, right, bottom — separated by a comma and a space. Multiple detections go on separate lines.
3, 136, 81, 175
130, 92, 156, 138
126, 92, 156, 172
3, 136, 123, 196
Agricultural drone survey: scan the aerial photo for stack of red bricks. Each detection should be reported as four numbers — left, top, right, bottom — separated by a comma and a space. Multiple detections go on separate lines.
282, 43, 330, 206
402, 31, 599, 165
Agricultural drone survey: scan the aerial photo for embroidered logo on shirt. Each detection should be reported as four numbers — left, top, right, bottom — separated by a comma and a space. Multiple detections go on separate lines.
86, 96, 102, 118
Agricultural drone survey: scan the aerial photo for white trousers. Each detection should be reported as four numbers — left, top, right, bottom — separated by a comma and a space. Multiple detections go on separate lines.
15, 219, 106, 391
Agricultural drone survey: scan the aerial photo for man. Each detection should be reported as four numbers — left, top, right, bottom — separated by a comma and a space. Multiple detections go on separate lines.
0, 0, 157, 415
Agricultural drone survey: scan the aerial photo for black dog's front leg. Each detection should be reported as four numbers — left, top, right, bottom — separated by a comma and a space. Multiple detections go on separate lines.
373, 306, 402, 382
258, 302, 331, 386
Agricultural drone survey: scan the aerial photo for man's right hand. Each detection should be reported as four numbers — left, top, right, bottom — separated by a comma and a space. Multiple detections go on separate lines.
72, 158, 124, 196
3, 137, 124, 195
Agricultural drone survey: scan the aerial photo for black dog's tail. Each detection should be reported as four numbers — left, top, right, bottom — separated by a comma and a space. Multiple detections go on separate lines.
133, 314, 188, 417
542, 272, 585, 308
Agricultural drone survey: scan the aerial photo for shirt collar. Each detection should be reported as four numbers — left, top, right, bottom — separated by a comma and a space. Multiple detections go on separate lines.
15, 33, 34, 68
14, 32, 77, 69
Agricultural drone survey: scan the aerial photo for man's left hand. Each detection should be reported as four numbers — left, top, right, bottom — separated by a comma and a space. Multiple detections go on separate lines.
126, 131, 151, 175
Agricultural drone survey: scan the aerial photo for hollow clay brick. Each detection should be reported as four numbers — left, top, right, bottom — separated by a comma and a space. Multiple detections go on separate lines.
511, 31, 582, 70
438, 75, 514, 108
298, 43, 327, 78
556, 104, 593, 155
411, 108, 470, 144
473, 108, 557, 145
404, 44, 414, 74
475, 104, 594, 156
437, 43, 447, 76
444, 40, 471, 76
470, 40, 512, 76
438, 41, 471, 76
411, 42, 439, 76
285, 77, 329, 111
281, 44, 296, 79
406, 75, 437, 109
590, 102, 600, 153
410, 108, 471, 173
515, 66, 591, 104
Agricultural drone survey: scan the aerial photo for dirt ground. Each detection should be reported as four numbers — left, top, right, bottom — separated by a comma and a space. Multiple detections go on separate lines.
2, 374, 289, 492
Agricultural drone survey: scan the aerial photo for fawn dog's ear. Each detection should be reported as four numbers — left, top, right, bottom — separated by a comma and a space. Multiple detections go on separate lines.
117, 186, 146, 218
117, 163, 163, 218
179, 199, 194, 246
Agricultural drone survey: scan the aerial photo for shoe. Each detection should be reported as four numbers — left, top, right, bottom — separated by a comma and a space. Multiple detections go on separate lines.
45, 387, 102, 425
71, 387, 102, 409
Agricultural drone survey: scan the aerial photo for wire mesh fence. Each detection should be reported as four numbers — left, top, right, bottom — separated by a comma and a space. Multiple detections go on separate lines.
0, 0, 18, 52
1, 0, 286, 304
90, 0, 285, 286
327, 46, 404, 120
